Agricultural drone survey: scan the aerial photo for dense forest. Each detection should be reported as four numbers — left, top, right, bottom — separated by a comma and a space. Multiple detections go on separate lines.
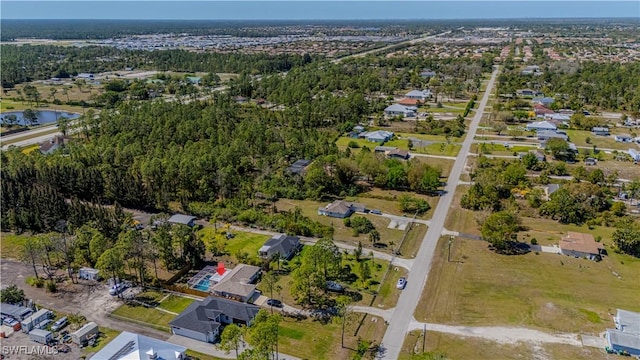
497, 60, 640, 112
0, 45, 316, 87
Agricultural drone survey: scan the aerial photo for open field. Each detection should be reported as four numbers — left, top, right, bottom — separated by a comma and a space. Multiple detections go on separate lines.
397, 223, 428, 259
518, 216, 618, 246
335, 136, 375, 149
275, 198, 408, 249
566, 158, 640, 181
276, 314, 386, 360
413, 143, 461, 157
399, 331, 612, 360
13, 82, 101, 103
355, 188, 439, 219
396, 132, 465, 143
110, 302, 174, 332
566, 129, 638, 151
198, 227, 271, 263
443, 185, 479, 235
1, 98, 88, 114
410, 156, 454, 178
0, 232, 32, 258
415, 236, 640, 334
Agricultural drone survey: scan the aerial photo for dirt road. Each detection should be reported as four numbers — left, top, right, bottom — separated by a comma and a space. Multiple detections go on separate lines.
0, 259, 170, 340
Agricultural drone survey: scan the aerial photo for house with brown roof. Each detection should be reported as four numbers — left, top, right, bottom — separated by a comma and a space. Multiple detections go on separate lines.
559, 232, 603, 260
39, 135, 68, 155
387, 149, 410, 160
397, 98, 422, 106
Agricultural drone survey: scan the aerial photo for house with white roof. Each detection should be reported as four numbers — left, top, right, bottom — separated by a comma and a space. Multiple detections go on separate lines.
629, 148, 640, 162
90, 331, 187, 360
606, 309, 640, 356
526, 121, 557, 132
615, 134, 633, 143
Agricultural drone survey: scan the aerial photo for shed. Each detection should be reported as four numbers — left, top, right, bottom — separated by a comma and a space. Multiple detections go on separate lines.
78, 267, 100, 281
71, 322, 99, 344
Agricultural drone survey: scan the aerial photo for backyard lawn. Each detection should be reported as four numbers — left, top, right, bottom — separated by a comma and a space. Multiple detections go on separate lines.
158, 295, 195, 313
415, 235, 640, 334
110, 301, 175, 332
198, 227, 270, 263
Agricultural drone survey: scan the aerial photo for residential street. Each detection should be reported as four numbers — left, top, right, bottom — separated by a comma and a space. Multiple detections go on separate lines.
380, 66, 500, 359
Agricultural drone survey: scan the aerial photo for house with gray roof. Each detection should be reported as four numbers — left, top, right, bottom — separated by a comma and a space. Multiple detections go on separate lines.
629, 148, 640, 162
286, 159, 312, 175
170, 297, 259, 343
384, 104, 416, 118
168, 214, 196, 227
0, 303, 32, 321
527, 121, 557, 132
532, 97, 554, 106
259, 234, 300, 260
615, 134, 633, 143
90, 331, 186, 360
211, 264, 261, 302
591, 127, 610, 136
362, 130, 394, 143
536, 130, 567, 141
606, 309, 640, 356
318, 200, 366, 218
405, 89, 432, 101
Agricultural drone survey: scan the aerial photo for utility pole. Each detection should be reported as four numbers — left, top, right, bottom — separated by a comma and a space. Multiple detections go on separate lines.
422, 323, 426, 352
448, 236, 453, 262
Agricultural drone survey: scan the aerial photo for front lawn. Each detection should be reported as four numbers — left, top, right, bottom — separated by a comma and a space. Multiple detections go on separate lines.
413, 143, 461, 157
198, 227, 270, 263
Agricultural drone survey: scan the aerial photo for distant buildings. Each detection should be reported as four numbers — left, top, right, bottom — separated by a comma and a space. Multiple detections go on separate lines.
527, 121, 557, 132
615, 134, 633, 143
591, 127, 610, 136
361, 130, 394, 143
629, 148, 640, 162
521, 65, 542, 75
286, 159, 312, 175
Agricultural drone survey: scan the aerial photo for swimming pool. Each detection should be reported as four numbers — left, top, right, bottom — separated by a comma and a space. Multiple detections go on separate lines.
192, 274, 212, 292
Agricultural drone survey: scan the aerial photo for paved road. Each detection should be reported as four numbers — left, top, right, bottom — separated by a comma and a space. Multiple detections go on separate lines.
331, 31, 451, 64
380, 66, 500, 359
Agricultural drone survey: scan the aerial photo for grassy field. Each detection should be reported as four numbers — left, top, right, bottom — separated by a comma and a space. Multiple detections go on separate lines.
443, 185, 480, 235
399, 331, 612, 360
372, 265, 407, 309
396, 132, 465, 143
198, 227, 270, 263
1, 98, 88, 113
82, 327, 121, 356
415, 235, 640, 334
21, 144, 40, 154
0, 232, 33, 258
518, 216, 618, 246
335, 136, 376, 149
110, 302, 174, 332
275, 198, 407, 249
566, 129, 636, 151
354, 188, 439, 219
158, 295, 194, 313
186, 350, 226, 360
398, 223, 428, 259
410, 156, 454, 178
413, 143, 461, 157
276, 314, 386, 359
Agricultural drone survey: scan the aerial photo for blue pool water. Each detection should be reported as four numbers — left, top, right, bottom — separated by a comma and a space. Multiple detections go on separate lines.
192, 274, 212, 291
0, 110, 81, 126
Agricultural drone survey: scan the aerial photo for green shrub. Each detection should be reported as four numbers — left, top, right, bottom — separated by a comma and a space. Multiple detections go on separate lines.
343, 218, 351, 227
348, 141, 360, 148
45, 280, 57, 293
26, 276, 44, 288
350, 216, 374, 235
530, 238, 538, 245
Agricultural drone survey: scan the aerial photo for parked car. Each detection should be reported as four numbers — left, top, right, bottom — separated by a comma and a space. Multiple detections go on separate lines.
51, 317, 67, 332
109, 282, 127, 296
397, 277, 407, 289
326, 281, 344, 293
370, 209, 382, 215
266, 299, 283, 308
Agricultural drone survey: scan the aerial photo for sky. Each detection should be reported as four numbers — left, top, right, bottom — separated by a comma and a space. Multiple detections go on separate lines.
1, 1, 639, 20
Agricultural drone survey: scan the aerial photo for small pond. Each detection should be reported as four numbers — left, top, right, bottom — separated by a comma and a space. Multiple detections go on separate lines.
0, 110, 81, 127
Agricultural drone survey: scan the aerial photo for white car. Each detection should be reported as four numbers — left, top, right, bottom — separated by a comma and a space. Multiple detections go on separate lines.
396, 277, 407, 290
